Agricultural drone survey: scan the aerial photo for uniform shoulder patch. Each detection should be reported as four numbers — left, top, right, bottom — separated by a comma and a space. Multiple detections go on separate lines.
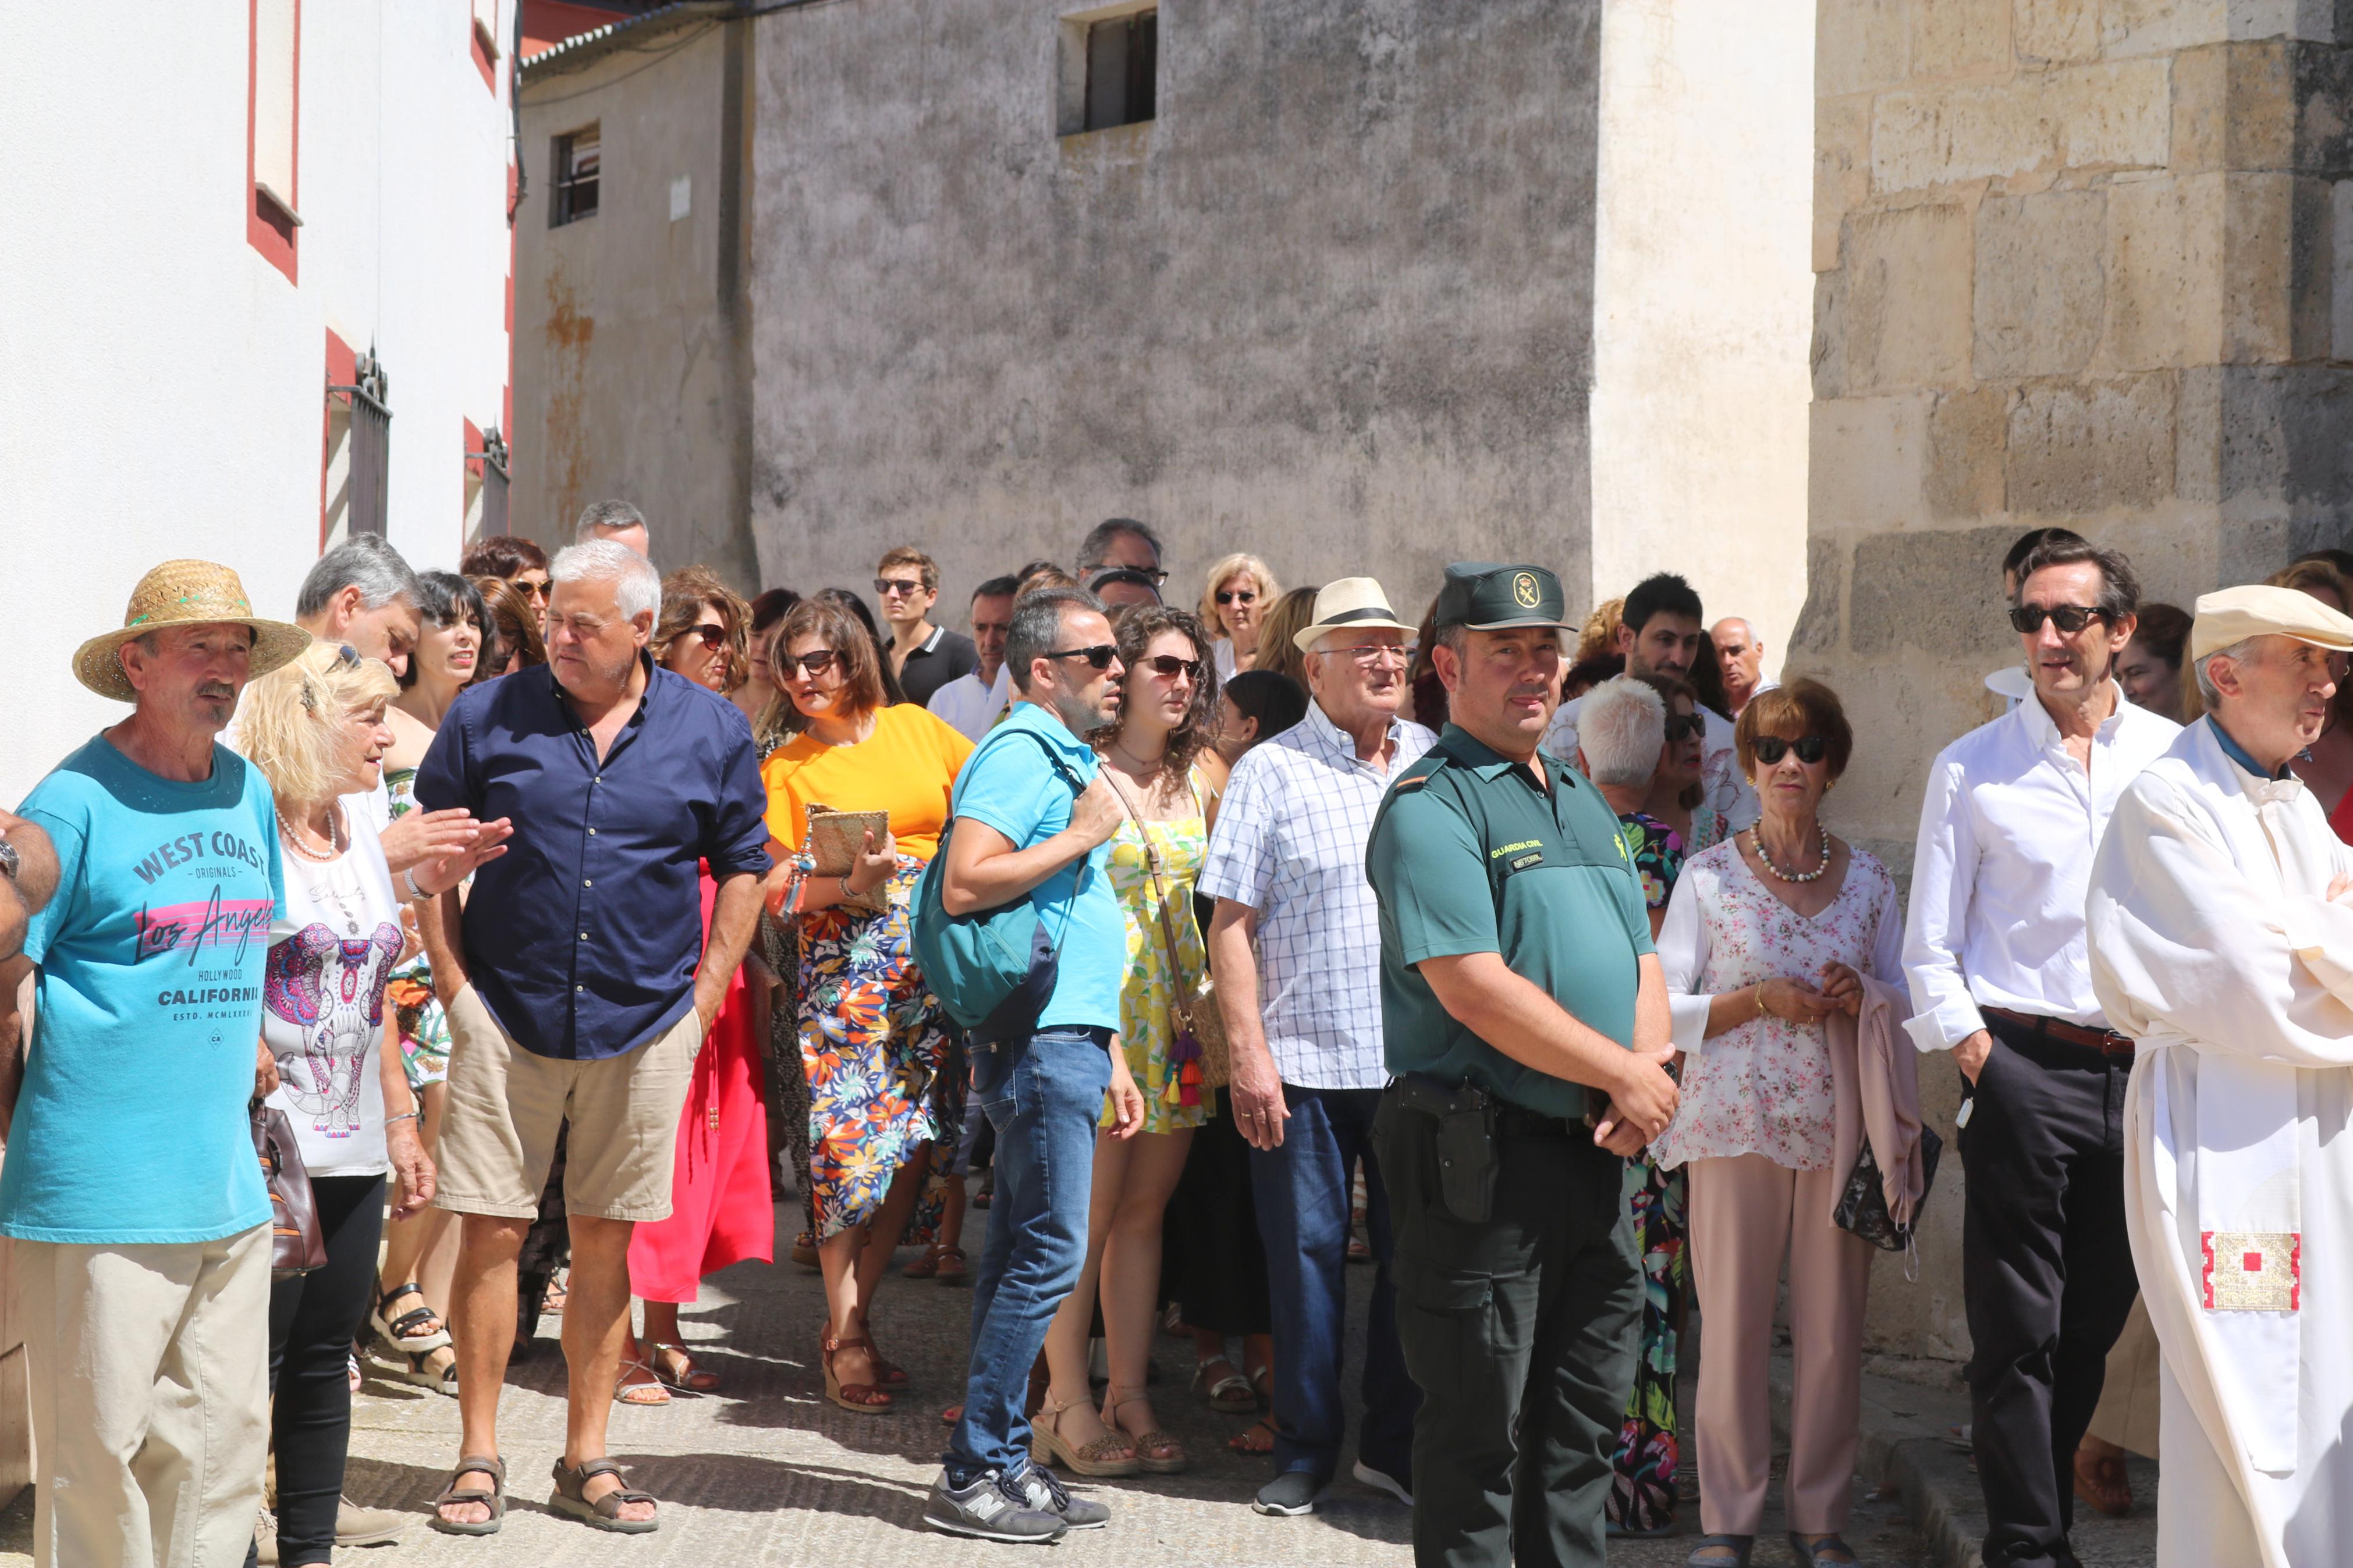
1393, 774, 1430, 793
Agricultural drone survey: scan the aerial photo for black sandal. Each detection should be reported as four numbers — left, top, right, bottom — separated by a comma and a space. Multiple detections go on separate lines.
1788, 1533, 1857, 1566
428, 1455, 506, 1536
550, 1456, 659, 1534
371, 1282, 450, 1356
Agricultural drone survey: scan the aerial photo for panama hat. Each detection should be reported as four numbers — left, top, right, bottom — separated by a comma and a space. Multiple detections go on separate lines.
72, 560, 310, 702
1293, 577, 1419, 655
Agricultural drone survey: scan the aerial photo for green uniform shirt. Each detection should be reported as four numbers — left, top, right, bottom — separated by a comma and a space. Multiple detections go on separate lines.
1365, 724, 1653, 1119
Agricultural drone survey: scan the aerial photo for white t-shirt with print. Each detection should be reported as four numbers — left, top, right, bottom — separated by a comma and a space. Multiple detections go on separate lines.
262, 822, 403, 1177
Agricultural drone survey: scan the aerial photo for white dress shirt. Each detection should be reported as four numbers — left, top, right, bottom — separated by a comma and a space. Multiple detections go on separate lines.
1543, 693, 1760, 832
925, 664, 1013, 742
1901, 680, 2180, 1052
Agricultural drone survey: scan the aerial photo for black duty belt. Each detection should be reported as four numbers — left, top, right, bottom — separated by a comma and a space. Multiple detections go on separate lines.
1392, 1073, 1580, 1139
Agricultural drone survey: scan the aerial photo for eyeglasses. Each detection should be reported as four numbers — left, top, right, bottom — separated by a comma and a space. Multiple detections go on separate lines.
1045, 644, 1120, 671
874, 577, 928, 598
1751, 735, 1829, 765
690, 623, 728, 648
1113, 567, 1170, 587
2008, 604, 2111, 635
779, 648, 841, 677
1140, 654, 1203, 681
1663, 714, 1703, 742
514, 579, 549, 601
1215, 588, 1258, 607
1312, 643, 1410, 669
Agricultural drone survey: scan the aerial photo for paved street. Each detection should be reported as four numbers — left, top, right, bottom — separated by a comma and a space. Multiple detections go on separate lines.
0, 1199, 1933, 1565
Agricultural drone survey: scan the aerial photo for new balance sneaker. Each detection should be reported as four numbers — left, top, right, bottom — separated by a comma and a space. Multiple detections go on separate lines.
1350, 1459, 1413, 1507
1252, 1469, 1327, 1516
923, 1468, 1069, 1543
1016, 1463, 1111, 1530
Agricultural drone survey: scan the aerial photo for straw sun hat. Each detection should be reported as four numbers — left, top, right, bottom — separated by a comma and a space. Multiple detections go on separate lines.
72, 560, 310, 702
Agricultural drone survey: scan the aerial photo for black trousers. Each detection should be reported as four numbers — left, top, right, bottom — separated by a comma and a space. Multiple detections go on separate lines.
249, 1174, 386, 1568
1374, 1091, 1639, 1568
1960, 1019, 2138, 1568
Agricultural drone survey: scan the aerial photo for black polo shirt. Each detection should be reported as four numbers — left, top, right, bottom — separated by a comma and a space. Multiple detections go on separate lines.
896, 625, 979, 707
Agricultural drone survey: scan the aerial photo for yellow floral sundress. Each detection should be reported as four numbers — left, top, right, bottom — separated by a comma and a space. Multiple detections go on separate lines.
1098, 797, 1213, 1136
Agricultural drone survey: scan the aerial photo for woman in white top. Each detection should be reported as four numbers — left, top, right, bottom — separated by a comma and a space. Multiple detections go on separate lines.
1652, 680, 1905, 1568
1196, 553, 1280, 684
239, 642, 504, 1567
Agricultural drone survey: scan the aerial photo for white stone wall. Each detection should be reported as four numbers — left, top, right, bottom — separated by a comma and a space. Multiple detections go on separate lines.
0, 7, 512, 806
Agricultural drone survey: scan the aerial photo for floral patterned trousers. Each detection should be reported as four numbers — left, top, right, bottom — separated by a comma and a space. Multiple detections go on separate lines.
1607, 1151, 1688, 1532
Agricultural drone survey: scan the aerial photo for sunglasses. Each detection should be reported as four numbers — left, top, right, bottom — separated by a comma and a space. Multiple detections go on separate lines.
1663, 714, 1703, 742
1045, 644, 1119, 671
779, 648, 841, 677
1215, 588, 1259, 607
690, 622, 728, 648
1140, 654, 1203, 680
1752, 735, 1829, 765
515, 579, 549, 601
874, 577, 927, 598
2008, 603, 2110, 635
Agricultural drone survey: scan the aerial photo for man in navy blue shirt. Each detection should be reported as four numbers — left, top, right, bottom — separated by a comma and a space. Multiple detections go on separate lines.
416, 540, 769, 1535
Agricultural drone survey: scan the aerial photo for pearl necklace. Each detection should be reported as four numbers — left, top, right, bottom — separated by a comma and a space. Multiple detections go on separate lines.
1749, 823, 1832, 883
276, 802, 347, 863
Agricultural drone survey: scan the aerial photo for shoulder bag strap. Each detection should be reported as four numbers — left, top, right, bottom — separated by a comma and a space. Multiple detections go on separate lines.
1098, 767, 1201, 1002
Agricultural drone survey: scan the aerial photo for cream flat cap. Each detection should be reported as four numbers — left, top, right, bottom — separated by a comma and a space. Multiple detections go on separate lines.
2190, 583, 2353, 664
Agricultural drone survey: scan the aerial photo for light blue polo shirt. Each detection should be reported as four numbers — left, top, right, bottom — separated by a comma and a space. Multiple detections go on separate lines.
949, 701, 1123, 1034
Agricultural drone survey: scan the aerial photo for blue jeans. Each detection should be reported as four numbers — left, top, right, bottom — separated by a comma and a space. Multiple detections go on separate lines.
945, 1026, 1113, 1484
1250, 1084, 1419, 1481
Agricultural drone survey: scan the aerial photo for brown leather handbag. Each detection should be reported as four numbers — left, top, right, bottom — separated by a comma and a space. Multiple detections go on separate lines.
252, 1100, 327, 1278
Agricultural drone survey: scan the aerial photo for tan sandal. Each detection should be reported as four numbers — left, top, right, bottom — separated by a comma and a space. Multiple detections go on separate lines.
613, 1359, 672, 1406
821, 1333, 893, 1411
647, 1341, 721, 1395
549, 1455, 658, 1534
428, 1455, 505, 1536
1105, 1388, 1187, 1474
1031, 1392, 1138, 1477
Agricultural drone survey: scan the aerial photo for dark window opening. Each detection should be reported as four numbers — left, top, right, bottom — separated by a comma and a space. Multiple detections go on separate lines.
552, 126, 600, 226
1083, 11, 1155, 131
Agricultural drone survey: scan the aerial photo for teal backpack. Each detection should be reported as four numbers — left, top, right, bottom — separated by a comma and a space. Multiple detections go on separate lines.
911, 726, 1090, 1042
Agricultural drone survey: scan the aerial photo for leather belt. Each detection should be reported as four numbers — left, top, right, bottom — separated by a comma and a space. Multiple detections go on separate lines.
1983, 1006, 2135, 1057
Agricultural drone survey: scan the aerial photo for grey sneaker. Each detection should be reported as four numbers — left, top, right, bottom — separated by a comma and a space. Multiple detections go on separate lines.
1016, 1463, 1110, 1530
336, 1496, 412, 1545
1252, 1469, 1326, 1516
924, 1469, 1070, 1543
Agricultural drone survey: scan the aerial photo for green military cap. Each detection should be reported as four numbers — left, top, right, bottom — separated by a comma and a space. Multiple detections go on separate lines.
1431, 561, 1573, 634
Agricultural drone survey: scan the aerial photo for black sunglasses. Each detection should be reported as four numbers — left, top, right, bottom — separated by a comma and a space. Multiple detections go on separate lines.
1663, 714, 1703, 742
2009, 603, 2111, 635
1752, 735, 1829, 765
779, 648, 840, 677
1140, 654, 1203, 680
874, 577, 927, 598
1215, 588, 1258, 606
1045, 644, 1119, 671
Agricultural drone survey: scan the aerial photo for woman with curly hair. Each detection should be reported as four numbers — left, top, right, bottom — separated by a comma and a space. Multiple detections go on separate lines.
762, 594, 974, 1411
1031, 606, 1223, 1478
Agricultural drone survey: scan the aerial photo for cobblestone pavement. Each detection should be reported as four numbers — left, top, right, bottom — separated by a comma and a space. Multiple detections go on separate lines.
0, 1200, 1935, 1566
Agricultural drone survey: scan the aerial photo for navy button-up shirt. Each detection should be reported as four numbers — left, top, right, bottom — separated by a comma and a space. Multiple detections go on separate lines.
414, 656, 771, 1060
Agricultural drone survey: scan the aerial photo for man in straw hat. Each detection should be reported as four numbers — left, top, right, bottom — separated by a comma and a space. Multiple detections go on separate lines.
2085, 584, 2353, 1568
0, 560, 307, 1567
1199, 575, 1432, 1517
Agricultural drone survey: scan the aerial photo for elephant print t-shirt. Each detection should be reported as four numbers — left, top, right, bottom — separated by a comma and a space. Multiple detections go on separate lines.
262, 827, 402, 1177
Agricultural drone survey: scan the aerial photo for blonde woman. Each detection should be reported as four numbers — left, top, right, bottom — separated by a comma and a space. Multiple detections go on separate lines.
240, 642, 504, 1565
1197, 553, 1282, 684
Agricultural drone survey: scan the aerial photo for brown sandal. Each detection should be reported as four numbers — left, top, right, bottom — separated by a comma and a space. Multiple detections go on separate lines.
821, 1333, 894, 1411
1229, 1414, 1277, 1455
1031, 1393, 1138, 1477
549, 1455, 658, 1534
1106, 1389, 1187, 1474
934, 1245, 969, 1285
428, 1454, 506, 1536
861, 1325, 911, 1388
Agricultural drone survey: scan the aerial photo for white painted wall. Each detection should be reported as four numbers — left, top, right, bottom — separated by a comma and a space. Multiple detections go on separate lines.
1588, 0, 1816, 680
0, 5, 512, 806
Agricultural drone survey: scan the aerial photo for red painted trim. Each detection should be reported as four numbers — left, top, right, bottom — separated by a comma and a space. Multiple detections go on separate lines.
463, 417, 486, 556
471, 9, 499, 93
321, 329, 356, 550
246, 0, 299, 283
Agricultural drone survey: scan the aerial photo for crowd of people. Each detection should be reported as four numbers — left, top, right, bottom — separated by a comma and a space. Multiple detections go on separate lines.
8, 504, 2353, 1568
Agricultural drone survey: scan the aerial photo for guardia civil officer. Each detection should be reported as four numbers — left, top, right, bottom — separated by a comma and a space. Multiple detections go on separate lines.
1365, 562, 1681, 1568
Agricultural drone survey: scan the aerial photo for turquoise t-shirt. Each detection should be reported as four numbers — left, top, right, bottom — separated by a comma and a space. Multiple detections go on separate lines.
1, 735, 283, 1244
948, 702, 1124, 1033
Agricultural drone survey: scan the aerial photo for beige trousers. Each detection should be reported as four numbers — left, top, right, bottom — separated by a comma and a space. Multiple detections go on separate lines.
2085, 1294, 2160, 1457
1687, 1153, 1873, 1537
15, 1224, 271, 1568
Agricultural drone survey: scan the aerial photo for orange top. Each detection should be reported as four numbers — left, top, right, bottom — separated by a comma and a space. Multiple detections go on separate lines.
760, 702, 975, 864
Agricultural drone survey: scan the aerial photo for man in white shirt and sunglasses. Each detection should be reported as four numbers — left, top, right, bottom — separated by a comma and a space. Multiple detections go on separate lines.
1904, 534, 2180, 1568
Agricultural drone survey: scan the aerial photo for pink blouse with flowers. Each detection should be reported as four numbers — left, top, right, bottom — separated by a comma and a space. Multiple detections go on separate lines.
1650, 838, 1906, 1172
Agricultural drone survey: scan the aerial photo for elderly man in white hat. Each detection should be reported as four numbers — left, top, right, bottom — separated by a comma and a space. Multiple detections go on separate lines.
0, 560, 307, 1568
1199, 576, 1432, 1516
2085, 583, 2353, 1568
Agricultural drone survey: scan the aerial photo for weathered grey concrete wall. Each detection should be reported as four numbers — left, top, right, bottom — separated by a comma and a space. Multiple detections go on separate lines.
1805, 0, 2353, 1361
514, 12, 758, 586
747, 0, 1602, 616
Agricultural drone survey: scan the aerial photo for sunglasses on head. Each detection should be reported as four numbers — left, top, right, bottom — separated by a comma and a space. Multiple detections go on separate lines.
1663, 714, 1703, 742
1215, 588, 1258, 606
1140, 653, 1202, 680
779, 648, 840, 677
1045, 644, 1119, 671
690, 622, 728, 648
874, 577, 927, 598
2008, 603, 2110, 635
1752, 735, 1829, 766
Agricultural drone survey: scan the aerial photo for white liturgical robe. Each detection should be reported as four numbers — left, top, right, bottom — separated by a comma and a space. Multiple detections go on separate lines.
2085, 717, 2353, 1568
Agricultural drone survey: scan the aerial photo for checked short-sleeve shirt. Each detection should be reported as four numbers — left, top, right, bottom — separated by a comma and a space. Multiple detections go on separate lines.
1198, 703, 1436, 1090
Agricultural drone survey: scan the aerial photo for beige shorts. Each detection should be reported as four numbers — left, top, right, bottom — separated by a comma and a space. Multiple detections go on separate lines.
434, 983, 702, 1223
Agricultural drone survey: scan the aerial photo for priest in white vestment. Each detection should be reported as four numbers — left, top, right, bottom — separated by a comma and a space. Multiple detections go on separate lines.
2085, 584, 2353, 1568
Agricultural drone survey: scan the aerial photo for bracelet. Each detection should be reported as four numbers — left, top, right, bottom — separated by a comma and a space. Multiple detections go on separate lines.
1755, 983, 1774, 1022
403, 868, 432, 902
384, 1111, 419, 1128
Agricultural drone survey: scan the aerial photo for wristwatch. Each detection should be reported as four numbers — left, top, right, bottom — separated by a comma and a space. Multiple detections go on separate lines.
0, 836, 19, 884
